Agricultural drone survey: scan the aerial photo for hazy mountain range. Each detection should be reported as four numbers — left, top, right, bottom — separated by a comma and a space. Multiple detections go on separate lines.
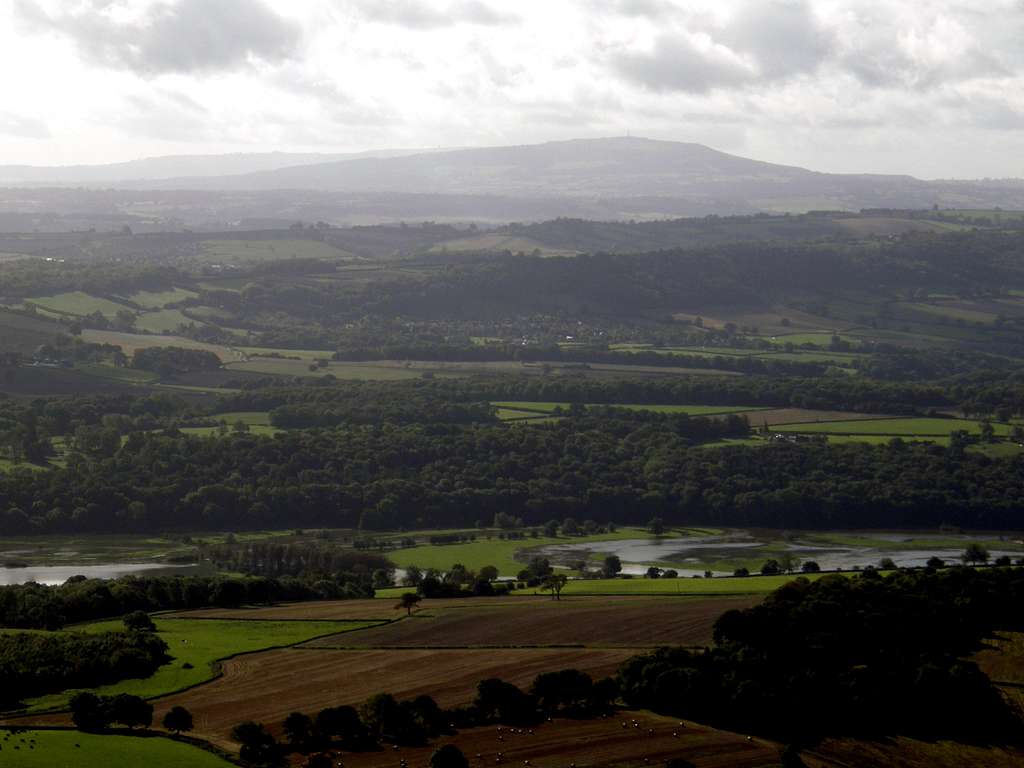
2, 138, 1023, 229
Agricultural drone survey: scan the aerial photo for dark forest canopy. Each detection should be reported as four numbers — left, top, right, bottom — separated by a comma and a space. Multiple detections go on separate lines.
620, 566, 1024, 741
2, 411, 1024, 535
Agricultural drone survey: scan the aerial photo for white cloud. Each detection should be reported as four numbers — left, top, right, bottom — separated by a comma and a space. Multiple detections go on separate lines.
14, 0, 302, 75
0, 0, 1023, 177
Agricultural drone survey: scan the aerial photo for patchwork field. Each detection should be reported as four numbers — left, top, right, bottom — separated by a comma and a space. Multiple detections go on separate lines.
0, 729, 233, 767
198, 239, 351, 265
132, 309, 201, 334
124, 288, 199, 308
20, 618, 378, 713
385, 527, 660, 575
22, 291, 132, 319
79, 330, 238, 359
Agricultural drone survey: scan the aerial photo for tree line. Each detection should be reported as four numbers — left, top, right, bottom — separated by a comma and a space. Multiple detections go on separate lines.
0, 573, 373, 631
0, 628, 168, 709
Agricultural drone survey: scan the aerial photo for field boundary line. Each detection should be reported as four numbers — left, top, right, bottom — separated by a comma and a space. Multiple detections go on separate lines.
6, 619, 386, 719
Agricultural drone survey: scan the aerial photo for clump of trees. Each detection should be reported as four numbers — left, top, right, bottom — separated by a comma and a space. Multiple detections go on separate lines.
618, 566, 1024, 741
132, 346, 221, 375
0, 631, 169, 709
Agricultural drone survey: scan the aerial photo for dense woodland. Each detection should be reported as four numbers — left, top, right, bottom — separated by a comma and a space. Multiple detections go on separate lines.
0, 629, 168, 709
619, 566, 1024, 741
2, 409, 1023, 534
0, 574, 374, 631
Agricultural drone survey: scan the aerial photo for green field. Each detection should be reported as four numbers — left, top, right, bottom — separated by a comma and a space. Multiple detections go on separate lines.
0, 729, 233, 767
387, 527, 693, 576
124, 288, 199, 309
79, 330, 237, 360
23, 617, 378, 713
23, 292, 132, 319
133, 309, 202, 334
768, 332, 860, 346
199, 239, 350, 264
901, 302, 998, 324
75, 363, 159, 384
492, 402, 762, 417
778, 417, 1013, 436
180, 411, 280, 437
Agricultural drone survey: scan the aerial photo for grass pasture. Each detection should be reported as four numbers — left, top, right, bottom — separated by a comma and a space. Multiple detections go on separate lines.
0, 310, 67, 354
23, 292, 132, 319
79, 330, 237, 360
198, 239, 350, 265
777, 417, 1013, 437
386, 527, 659, 576
492, 401, 763, 418
132, 309, 201, 334
0, 729, 233, 767
22, 618, 378, 713
124, 288, 199, 309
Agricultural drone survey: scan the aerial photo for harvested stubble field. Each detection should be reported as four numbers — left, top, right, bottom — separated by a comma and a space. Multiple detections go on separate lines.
153, 647, 635, 750
339, 711, 781, 768
304, 596, 757, 649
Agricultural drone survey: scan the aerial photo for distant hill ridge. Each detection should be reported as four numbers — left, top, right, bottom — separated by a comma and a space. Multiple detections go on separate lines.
3, 137, 1024, 219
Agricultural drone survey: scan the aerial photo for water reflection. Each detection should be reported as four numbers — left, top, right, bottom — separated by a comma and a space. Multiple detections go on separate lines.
0, 561, 213, 586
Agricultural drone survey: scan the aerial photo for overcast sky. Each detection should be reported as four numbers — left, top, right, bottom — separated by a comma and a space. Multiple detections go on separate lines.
2, 0, 1024, 178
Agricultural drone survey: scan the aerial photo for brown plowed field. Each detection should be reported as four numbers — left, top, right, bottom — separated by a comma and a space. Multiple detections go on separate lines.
153, 648, 634, 750
336, 710, 781, 768
303, 597, 756, 648
160, 597, 533, 621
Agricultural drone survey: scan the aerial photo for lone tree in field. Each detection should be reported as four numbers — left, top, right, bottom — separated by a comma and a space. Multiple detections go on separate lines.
162, 705, 193, 735
961, 543, 990, 565
397, 592, 422, 616
648, 517, 665, 536
70, 692, 109, 731
479, 565, 499, 582
430, 744, 469, 768
540, 573, 567, 600
123, 610, 156, 632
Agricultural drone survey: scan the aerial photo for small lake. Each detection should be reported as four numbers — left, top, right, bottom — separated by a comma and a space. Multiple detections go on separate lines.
0, 561, 214, 586
535, 531, 1024, 576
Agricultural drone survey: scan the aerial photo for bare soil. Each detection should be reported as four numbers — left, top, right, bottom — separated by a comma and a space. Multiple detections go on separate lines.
303, 596, 756, 649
